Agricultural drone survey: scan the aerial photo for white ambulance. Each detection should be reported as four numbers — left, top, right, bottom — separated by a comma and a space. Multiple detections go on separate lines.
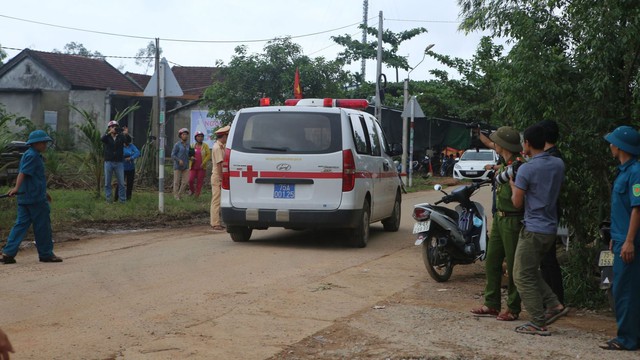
220, 98, 403, 247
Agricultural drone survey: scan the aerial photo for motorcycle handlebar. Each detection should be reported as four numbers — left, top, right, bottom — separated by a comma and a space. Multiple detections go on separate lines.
434, 178, 492, 205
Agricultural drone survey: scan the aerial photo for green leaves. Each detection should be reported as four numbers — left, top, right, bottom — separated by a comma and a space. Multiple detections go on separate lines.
202, 37, 353, 121
332, 25, 428, 73
456, 0, 640, 307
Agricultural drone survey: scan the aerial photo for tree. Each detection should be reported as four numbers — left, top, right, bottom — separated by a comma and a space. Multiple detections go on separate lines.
53, 42, 104, 59
457, 0, 640, 307
203, 37, 353, 124
135, 41, 162, 74
332, 25, 428, 82
0, 43, 7, 65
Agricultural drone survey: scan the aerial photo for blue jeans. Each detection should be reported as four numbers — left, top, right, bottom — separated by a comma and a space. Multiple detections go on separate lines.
612, 240, 640, 350
2, 202, 54, 258
104, 161, 126, 203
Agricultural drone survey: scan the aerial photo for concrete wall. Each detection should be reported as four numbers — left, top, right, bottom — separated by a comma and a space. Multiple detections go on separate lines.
0, 92, 40, 128
0, 58, 68, 91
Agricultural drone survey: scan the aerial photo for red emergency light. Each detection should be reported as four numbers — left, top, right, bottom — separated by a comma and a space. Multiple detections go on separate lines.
259, 97, 271, 106
282, 98, 369, 110
284, 99, 300, 106
333, 99, 369, 109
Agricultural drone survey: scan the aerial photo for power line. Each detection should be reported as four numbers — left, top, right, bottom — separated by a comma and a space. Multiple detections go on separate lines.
0, 13, 368, 44
385, 18, 461, 24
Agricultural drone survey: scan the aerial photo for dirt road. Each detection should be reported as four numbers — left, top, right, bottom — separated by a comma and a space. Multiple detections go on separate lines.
1, 187, 633, 359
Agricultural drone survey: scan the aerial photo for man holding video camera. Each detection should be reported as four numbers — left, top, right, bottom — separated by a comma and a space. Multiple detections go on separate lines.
102, 120, 127, 203
510, 124, 565, 336
471, 126, 525, 322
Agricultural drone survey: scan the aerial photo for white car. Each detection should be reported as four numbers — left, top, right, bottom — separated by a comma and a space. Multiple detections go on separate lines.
220, 98, 403, 247
453, 148, 499, 181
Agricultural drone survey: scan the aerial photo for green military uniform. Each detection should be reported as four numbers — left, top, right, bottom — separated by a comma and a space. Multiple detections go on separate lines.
483, 155, 524, 315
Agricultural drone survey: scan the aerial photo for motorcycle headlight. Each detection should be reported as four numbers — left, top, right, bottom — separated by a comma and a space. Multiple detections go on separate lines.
412, 207, 431, 221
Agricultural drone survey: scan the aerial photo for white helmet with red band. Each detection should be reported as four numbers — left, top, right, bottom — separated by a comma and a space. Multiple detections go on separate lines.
178, 128, 189, 135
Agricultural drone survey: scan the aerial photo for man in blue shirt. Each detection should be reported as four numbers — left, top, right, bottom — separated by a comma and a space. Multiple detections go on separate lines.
510, 124, 565, 336
1, 130, 63, 264
600, 125, 640, 351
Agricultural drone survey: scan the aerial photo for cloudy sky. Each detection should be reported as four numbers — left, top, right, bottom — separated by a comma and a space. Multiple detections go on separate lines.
0, 0, 495, 82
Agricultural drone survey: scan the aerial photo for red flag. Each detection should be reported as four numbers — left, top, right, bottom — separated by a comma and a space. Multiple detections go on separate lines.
294, 68, 302, 99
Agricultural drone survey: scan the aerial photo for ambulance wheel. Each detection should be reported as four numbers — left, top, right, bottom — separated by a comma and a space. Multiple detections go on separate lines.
229, 227, 252, 242
348, 200, 370, 248
382, 191, 401, 232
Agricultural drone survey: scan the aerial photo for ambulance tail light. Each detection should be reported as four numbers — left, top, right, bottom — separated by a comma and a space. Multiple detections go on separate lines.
222, 148, 231, 190
284, 99, 301, 106
342, 149, 356, 192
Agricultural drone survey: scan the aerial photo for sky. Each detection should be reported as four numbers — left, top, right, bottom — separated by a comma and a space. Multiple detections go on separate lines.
0, 0, 495, 83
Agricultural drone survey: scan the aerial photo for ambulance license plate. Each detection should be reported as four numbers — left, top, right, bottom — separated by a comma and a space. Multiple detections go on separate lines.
274, 184, 295, 199
413, 220, 431, 234
598, 250, 614, 267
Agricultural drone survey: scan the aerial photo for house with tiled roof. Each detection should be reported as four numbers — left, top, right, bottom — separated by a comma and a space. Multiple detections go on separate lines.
0, 49, 222, 152
0, 49, 153, 147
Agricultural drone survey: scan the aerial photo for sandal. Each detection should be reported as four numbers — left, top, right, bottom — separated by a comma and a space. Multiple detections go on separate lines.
545, 306, 569, 325
211, 225, 226, 231
598, 339, 629, 351
470, 306, 499, 317
515, 322, 551, 336
496, 311, 519, 321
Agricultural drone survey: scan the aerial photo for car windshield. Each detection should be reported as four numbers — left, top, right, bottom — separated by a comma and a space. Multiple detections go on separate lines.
460, 151, 494, 161
233, 112, 342, 154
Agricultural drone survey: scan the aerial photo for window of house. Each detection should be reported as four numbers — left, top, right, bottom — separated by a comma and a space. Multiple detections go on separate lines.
44, 111, 58, 132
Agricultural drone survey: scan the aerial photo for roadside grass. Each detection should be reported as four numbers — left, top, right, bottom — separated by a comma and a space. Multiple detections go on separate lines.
403, 175, 464, 193
0, 187, 211, 242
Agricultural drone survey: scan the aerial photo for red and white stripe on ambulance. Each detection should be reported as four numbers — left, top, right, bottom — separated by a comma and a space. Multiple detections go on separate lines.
223, 149, 346, 210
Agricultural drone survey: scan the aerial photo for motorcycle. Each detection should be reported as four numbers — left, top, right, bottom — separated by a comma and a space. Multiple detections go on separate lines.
413, 178, 491, 282
597, 220, 615, 313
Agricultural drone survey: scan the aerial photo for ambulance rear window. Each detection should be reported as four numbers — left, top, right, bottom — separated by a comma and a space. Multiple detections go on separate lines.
233, 112, 342, 154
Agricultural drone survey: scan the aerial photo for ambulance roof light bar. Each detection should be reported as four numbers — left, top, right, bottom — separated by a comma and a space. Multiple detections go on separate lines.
283, 98, 369, 110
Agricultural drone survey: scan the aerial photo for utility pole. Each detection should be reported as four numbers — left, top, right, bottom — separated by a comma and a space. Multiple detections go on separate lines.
401, 79, 408, 184
156, 38, 166, 213
375, 11, 383, 122
361, 0, 368, 80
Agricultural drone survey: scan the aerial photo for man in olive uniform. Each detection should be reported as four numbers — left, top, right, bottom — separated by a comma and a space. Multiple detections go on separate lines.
470, 126, 524, 321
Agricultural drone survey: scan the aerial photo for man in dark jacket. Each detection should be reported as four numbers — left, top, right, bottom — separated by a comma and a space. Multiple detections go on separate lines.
102, 120, 126, 203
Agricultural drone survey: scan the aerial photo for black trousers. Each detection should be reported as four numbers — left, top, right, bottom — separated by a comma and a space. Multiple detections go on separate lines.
541, 241, 565, 305
114, 170, 135, 201
124, 169, 135, 200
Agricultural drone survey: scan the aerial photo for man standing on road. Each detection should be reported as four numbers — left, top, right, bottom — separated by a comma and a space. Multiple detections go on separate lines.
510, 124, 566, 336
211, 125, 230, 231
102, 120, 126, 203
1, 130, 63, 264
171, 128, 191, 200
600, 125, 640, 351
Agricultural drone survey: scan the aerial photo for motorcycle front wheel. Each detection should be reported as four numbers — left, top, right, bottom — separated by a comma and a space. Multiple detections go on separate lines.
421, 231, 454, 282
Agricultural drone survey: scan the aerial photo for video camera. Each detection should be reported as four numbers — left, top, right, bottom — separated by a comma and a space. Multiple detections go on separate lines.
494, 160, 524, 185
